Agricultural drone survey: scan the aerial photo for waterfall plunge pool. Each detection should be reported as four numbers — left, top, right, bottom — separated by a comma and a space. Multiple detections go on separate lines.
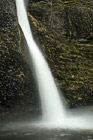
0, 122, 93, 140
0, 106, 93, 140
0, 107, 93, 140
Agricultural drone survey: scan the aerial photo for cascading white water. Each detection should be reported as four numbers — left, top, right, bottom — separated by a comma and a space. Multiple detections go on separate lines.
15, 0, 66, 123
15, 0, 93, 130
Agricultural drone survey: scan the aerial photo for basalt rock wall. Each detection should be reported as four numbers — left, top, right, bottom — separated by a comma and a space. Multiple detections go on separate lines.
0, 0, 39, 120
28, 0, 93, 108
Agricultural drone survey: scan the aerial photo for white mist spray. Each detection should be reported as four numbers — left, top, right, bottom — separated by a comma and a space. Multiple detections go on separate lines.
15, 0, 66, 123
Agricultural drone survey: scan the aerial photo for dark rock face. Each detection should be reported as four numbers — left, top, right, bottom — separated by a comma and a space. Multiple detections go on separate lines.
28, 0, 93, 38
0, 0, 40, 120
28, 0, 93, 108
0, 0, 19, 49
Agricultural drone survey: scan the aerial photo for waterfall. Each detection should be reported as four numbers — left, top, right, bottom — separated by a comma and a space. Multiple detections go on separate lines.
15, 0, 66, 123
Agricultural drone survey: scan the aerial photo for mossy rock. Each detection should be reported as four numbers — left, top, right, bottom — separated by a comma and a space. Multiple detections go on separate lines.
28, 0, 93, 108
0, 0, 40, 119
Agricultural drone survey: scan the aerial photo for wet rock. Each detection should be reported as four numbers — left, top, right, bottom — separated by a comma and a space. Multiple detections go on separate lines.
28, 0, 93, 38
0, 0, 40, 119
28, 0, 93, 108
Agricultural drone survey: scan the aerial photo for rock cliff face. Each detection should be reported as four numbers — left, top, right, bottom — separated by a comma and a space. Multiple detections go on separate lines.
0, 0, 93, 119
28, 0, 93, 37
28, 0, 93, 107
0, 0, 39, 119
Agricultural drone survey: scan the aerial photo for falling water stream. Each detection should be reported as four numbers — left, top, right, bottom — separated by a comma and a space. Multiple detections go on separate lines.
12, 0, 93, 130
15, 0, 66, 123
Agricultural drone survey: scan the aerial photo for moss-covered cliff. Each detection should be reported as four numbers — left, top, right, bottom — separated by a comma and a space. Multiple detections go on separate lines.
0, 0, 39, 119
28, 0, 93, 107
